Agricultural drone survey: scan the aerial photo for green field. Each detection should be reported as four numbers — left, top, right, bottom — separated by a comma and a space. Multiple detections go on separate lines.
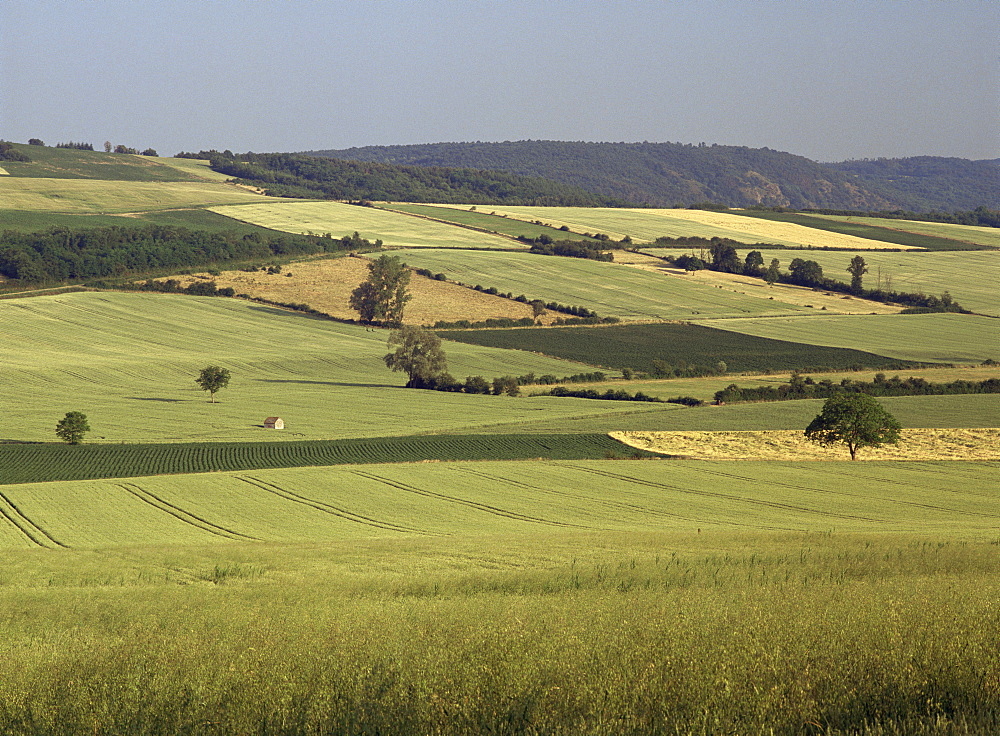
637, 248, 1000, 317
382, 203, 596, 241
0, 176, 269, 213
0, 459, 998, 732
0, 291, 644, 443
813, 213, 1000, 249
761, 249, 1000, 316
374, 249, 816, 320
438, 322, 929, 375
0, 206, 305, 235
1, 459, 998, 549
0, 434, 655, 486
210, 201, 523, 249
0, 144, 208, 182
697, 313, 1000, 365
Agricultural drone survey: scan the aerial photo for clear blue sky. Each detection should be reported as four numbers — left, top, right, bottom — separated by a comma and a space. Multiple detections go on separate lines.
2, 0, 997, 161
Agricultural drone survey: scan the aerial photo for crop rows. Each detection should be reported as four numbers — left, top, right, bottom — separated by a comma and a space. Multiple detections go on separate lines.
437, 322, 931, 375
0, 434, 654, 485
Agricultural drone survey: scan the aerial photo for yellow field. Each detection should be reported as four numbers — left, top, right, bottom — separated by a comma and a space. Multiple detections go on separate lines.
431, 205, 909, 249
0, 177, 269, 213
155, 255, 546, 326
650, 209, 919, 250
611, 428, 1000, 461
210, 201, 523, 249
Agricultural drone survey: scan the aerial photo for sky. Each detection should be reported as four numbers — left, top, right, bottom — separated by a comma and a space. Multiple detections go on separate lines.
2, 0, 998, 162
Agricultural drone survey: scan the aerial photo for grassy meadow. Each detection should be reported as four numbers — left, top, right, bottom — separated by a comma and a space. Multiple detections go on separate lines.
382, 203, 598, 241
0, 176, 268, 214
0, 291, 636, 443
0, 499, 998, 733
373, 249, 817, 320
210, 201, 523, 249
763, 249, 1000, 316
696, 313, 1000, 365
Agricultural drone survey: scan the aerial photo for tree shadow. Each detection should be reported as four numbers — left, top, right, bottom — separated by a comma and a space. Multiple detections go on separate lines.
255, 379, 400, 389
125, 397, 188, 402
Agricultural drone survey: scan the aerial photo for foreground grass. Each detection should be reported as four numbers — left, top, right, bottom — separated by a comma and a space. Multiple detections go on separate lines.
0, 525, 997, 734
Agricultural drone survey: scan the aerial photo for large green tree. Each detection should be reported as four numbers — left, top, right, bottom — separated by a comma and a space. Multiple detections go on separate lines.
55, 411, 90, 444
196, 365, 231, 403
350, 255, 412, 326
847, 255, 868, 294
804, 393, 902, 460
384, 326, 448, 389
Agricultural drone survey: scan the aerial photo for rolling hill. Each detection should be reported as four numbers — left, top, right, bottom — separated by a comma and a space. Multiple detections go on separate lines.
305, 140, 1000, 211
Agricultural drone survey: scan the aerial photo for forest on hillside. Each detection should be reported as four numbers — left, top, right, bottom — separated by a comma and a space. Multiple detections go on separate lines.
304, 141, 1000, 212
204, 151, 625, 207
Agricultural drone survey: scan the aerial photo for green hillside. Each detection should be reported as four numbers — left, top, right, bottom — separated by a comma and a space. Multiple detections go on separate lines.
373, 249, 814, 320
210, 201, 523, 249
0, 291, 634, 443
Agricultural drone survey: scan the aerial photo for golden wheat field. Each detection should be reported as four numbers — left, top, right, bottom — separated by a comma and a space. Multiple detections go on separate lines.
646, 209, 920, 250
155, 255, 546, 326
611, 428, 1000, 461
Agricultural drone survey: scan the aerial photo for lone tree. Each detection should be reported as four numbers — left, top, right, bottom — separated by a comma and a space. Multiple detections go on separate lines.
350, 255, 412, 326
196, 365, 231, 403
847, 255, 868, 294
56, 411, 90, 444
805, 393, 902, 460
384, 326, 448, 388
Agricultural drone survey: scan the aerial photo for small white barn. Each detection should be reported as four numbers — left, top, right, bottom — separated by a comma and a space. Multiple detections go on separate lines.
264, 417, 284, 430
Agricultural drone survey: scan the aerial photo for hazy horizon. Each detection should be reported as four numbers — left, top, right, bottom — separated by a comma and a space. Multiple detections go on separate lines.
2, 0, 997, 162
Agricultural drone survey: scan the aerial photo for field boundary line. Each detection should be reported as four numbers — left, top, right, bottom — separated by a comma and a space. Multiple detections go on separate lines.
0, 490, 66, 548
236, 476, 432, 535
116, 483, 260, 541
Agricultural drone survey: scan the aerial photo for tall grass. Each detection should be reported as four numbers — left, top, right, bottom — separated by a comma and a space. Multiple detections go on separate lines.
0, 532, 996, 734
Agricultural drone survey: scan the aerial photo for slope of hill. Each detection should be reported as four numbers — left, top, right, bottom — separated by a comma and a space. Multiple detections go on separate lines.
304, 141, 999, 211
826, 156, 1000, 212
208, 151, 625, 206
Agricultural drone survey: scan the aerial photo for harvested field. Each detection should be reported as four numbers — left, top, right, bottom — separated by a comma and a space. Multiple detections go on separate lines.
611, 428, 1000, 461
653, 209, 920, 250
152, 255, 544, 326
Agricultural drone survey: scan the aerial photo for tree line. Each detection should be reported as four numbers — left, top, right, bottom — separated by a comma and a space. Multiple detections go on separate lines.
714, 372, 1000, 404
0, 226, 351, 284
661, 242, 967, 313
204, 151, 625, 206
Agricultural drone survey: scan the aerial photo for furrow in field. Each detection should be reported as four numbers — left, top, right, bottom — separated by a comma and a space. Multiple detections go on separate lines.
553, 464, 884, 523
116, 483, 260, 541
454, 467, 695, 523
765, 463, 1000, 511
235, 476, 431, 535
0, 491, 64, 548
351, 471, 595, 529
